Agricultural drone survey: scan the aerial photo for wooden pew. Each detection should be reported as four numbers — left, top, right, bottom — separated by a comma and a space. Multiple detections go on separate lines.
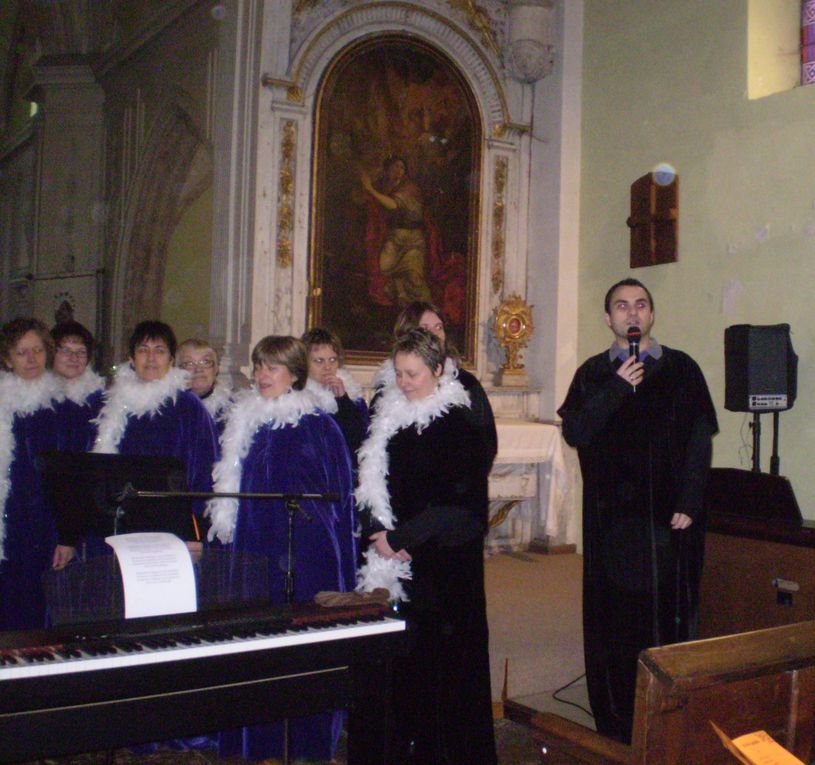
508, 619, 815, 764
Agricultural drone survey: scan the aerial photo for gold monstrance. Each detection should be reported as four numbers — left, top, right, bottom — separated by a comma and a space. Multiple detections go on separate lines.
494, 294, 534, 387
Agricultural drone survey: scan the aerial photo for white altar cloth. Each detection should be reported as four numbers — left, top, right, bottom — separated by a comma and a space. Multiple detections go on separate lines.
486, 419, 576, 550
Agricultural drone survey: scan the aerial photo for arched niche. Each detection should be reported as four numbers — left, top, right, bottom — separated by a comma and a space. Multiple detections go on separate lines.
254, 2, 527, 379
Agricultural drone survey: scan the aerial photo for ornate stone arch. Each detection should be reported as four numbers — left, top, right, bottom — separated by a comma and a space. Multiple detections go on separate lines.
290, 2, 509, 131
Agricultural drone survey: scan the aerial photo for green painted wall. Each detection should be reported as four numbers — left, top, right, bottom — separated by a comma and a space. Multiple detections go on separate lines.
161, 185, 213, 343
580, 1, 815, 516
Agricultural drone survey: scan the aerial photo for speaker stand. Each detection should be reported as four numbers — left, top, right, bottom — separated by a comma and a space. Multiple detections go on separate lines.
751, 411, 782, 476
770, 411, 780, 476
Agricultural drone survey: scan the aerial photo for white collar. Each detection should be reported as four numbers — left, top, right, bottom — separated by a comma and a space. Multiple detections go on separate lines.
354, 358, 469, 601
201, 382, 234, 421
206, 386, 325, 544
63, 367, 105, 405
0, 371, 64, 561
92, 363, 189, 453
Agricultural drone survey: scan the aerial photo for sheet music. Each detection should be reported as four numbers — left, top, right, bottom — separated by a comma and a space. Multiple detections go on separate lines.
106, 533, 197, 618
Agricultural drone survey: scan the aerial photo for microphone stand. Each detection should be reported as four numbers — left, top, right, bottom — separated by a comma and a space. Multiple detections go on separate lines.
117, 486, 338, 602
116, 486, 339, 765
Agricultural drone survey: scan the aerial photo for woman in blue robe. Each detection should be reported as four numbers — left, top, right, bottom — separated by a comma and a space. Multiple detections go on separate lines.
91, 320, 219, 753
0, 317, 68, 630
207, 335, 356, 763
49, 321, 106, 558
93, 321, 218, 539
51, 320, 105, 455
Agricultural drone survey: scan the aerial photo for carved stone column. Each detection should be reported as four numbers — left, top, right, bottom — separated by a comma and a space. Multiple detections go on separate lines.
209, 0, 265, 387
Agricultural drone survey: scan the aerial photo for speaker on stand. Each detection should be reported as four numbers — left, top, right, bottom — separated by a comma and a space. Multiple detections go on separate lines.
724, 324, 798, 475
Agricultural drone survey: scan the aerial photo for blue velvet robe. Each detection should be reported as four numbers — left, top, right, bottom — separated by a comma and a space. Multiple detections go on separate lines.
0, 398, 63, 630
54, 388, 104, 453
217, 410, 356, 762
95, 384, 219, 752
115, 390, 218, 532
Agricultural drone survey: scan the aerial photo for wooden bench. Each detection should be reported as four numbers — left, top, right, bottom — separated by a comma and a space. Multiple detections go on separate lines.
506, 619, 815, 764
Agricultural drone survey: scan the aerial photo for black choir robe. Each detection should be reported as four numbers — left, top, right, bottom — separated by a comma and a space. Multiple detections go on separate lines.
558, 344, 718, 743
377, 407, 496, 765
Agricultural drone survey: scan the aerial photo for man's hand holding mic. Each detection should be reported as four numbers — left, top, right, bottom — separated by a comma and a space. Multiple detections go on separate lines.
617, 355, 644, 389
618, 326, 644, 390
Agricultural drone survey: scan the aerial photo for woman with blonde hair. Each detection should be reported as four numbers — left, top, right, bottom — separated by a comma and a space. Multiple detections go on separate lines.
357, 328, 497, 764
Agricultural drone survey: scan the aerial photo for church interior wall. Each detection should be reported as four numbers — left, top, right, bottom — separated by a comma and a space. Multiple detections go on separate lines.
161, 183, 214, 341
580, 0, 815, 518
99, 3, 218, 359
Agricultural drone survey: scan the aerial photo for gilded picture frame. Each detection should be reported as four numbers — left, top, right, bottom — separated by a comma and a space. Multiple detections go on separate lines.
309, 36, 482, 364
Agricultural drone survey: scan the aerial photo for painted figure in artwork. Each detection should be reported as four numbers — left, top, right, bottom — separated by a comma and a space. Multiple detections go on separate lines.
361, 156, 432, 308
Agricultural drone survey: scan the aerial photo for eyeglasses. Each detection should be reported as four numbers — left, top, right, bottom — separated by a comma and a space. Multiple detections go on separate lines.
57, 347, 88, 359
180, 359, 216, 370
310, 356, 338, 366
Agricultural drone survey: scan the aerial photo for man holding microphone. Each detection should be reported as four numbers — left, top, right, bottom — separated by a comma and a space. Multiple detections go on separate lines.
558, 278, 718, 743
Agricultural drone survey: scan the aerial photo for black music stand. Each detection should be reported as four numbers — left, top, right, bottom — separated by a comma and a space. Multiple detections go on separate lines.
40, 451, 199, 543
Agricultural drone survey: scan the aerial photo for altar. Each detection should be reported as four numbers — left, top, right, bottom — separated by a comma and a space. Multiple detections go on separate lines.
486, 419, 577, 553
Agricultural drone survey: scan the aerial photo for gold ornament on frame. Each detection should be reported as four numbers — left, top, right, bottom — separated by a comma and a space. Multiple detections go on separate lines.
494, 293, 534, 387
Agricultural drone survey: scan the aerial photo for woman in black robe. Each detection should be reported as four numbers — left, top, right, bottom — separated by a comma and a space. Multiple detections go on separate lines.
356, 329, 497, 765
371, 300, 498, 469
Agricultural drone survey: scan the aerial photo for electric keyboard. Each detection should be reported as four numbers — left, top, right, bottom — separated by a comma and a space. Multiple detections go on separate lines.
0, 602, 406, 764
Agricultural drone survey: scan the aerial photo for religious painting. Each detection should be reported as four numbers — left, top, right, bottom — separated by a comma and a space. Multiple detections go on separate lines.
309, 36, 482, 363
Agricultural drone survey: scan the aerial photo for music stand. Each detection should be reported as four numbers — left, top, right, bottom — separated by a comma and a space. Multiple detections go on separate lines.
40, 451, 199, 543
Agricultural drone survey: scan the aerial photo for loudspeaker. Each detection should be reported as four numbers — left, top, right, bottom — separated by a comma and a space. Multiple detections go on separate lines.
724, 324, 797, 412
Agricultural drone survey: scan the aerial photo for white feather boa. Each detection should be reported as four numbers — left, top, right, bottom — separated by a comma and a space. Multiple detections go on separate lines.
92, 364, 190, 454
201, 382, 235, 422
63, 367, 105, 405
0, 371, 65, 561
305, 368, 364, 405
206, 386, 328, 544
355, 358, 470, 601
336, 368, 364, 402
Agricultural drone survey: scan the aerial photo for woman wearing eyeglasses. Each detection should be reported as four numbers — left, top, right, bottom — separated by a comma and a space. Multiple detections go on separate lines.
51, 320, 105, 452
301, 327, 368, 470
177, 338, 234, 434
0, 317, 67, 629
93, 321, 218, 541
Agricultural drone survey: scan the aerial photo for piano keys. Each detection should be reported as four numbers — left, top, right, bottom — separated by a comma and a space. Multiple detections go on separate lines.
0, 602, 406, 764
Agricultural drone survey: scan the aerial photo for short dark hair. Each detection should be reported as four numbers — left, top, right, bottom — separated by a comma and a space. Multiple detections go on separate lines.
52, 320, 95, 358
251, 336, 307, 390
391, 328, 446, 374
604, 279, 655, 314
301, 327, 343, 362
128, 320, 177, 359
1, 317, 55, 369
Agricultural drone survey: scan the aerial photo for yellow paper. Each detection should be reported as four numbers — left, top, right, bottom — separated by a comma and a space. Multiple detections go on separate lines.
710, 722, 806, 765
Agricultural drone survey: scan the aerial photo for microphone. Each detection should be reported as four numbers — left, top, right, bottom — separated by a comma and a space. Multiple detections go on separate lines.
627, 326, 642, 362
